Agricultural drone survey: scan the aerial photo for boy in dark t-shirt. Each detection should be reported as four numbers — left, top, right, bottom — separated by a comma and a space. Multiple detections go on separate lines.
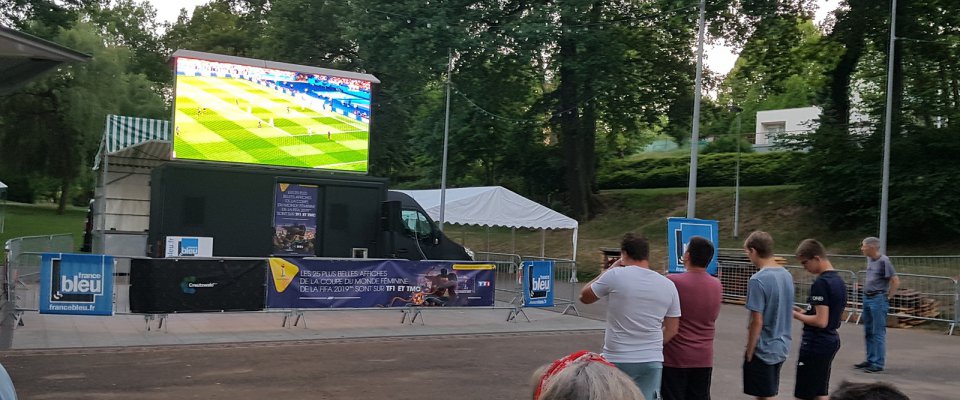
792, 239, 847, 400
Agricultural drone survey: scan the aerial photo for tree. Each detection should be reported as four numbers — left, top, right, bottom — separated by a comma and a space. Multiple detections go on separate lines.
798, 0, 960, 240
162, 0, 264, 57
0, 20, 166, 212
86, 0, 169, 84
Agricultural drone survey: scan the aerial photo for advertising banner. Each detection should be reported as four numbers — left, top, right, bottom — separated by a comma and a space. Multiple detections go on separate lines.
522, 261, 554, 307
129, 258, 267, 313
266, 259, 496, 308
667, 217, 719, 275
273, 183, 318, 256
39, 253, 114, 315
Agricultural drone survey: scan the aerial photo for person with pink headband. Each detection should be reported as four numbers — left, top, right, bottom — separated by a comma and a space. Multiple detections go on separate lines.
531, 350, 644, 400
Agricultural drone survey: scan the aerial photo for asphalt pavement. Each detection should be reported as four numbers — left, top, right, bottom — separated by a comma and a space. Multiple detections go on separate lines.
2, 297, 958, 399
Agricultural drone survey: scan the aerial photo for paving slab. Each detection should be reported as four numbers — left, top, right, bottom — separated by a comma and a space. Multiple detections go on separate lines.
10, 303, 604, 349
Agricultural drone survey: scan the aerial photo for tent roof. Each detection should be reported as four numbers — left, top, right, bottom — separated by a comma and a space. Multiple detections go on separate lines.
0, 181, 6, 189
94, 115, 171, 169
0, 25, 91, 95
396, 186, 577, 231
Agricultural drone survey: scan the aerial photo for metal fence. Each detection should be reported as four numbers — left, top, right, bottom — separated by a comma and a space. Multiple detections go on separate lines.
7, 251, 554, 315
855, 270, 957, 334
521, 256, 580, 316
720, 248, 960, 277
717, 258, 958, 335
4, 234, 75, 307
474, 251, 523, 304
783, 266, 860, 322
832, 255, 960, 278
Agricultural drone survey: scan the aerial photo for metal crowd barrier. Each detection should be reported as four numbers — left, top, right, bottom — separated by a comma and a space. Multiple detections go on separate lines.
783, 266, 859, 322
718, 258, 957, 335
4, 234, 75, 312
6, 253, 537, 329
793, 253, 960, 278
856, 270, 957, 335
473, 251, 523, 303
717, 260, 755, 304
521, 256, 580, 316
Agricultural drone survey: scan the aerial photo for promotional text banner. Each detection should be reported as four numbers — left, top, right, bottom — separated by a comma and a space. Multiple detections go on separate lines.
267, 259, 496, 308
273, 183, 318, 256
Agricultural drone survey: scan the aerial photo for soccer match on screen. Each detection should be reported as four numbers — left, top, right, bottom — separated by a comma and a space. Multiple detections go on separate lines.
172, 57, 372, 172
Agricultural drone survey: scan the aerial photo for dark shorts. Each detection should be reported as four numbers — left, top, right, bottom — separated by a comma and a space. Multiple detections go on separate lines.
662, 367, 712, 400
743, 357, 782, 397
794, 349, 838, 399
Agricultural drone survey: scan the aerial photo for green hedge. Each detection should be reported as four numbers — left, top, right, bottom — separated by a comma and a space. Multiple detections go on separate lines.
598, 152, 806, 189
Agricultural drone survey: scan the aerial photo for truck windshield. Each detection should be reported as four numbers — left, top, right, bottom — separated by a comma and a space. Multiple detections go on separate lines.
400, 209, 433, 237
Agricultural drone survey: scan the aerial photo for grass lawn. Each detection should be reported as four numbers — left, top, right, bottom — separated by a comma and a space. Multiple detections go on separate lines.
1, 202, 85, 264
446, 186, 960, 278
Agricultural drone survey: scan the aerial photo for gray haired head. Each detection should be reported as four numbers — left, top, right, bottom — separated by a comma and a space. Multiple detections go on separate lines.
862, 237, 881, 248
532, 355, 644, 400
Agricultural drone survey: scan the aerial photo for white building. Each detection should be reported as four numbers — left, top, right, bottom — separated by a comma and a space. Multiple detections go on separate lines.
754, 106, 821, 151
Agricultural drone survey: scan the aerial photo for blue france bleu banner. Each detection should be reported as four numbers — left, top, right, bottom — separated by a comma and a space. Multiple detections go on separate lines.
39, 253, 114, 315
266, 259, 496, 308
667, 217, 719, 275
522, 261, 554, 307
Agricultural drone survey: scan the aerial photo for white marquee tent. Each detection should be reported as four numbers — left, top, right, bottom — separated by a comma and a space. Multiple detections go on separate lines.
396, 186, 579, 260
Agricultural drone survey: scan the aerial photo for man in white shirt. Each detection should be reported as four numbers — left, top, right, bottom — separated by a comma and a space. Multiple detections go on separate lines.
581, 233, 681, 400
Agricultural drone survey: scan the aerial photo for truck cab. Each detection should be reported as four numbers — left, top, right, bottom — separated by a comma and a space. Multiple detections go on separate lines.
385, 191, 471, 261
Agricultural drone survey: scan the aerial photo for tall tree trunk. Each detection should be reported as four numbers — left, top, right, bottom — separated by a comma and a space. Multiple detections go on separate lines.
57, 178, 71, 215
581, 1, 603, 218
825, 12, 867, 127
557, 34, 588, 221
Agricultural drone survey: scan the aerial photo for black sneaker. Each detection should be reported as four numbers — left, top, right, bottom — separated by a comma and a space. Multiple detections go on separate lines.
854, 362, 871, 369
863, 365, 884, 373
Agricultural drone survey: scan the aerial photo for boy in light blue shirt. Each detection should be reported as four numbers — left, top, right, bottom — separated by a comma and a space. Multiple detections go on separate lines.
742, 231, 794, 400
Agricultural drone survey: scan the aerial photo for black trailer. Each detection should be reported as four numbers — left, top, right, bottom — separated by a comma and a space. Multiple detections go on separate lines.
146, 162, 469, 260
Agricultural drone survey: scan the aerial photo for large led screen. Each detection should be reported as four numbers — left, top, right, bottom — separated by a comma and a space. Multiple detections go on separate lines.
173, 55, 372, 172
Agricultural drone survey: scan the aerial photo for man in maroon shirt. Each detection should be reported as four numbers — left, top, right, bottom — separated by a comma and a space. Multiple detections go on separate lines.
661, 236, 723, 400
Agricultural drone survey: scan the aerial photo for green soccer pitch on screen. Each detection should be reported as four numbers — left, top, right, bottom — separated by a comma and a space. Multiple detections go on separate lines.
172, 55, 372, 172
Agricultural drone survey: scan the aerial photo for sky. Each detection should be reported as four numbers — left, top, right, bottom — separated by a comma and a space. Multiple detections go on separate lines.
148, 0, 842, 77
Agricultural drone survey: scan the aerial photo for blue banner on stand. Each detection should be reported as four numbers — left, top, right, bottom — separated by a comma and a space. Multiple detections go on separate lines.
522, 261, 554, 307
266, 259, 496, 308
667, 218, 719, 275
39, 253, 114, 315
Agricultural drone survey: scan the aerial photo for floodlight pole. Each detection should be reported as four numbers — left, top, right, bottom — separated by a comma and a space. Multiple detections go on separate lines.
439, 50, 453, 231
730, 105, 743, 239
879, 0, 897, 254
686, 0, 706, 219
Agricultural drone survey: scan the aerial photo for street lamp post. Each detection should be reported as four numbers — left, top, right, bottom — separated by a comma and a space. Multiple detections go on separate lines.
439, 50, 453, 232
686, 0, 707, 218
730, 105, 743, 239
879, 0, 897, 253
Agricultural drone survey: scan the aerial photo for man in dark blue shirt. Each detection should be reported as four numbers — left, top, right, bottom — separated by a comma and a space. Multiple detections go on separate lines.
792, 239, 847, 400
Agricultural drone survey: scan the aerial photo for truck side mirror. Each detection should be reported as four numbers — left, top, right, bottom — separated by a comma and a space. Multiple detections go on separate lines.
380, 200, 402, 232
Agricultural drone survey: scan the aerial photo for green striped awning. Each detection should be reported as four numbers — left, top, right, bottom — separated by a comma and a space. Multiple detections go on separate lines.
103, 114, 170, 153
94, 115, 171, 169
